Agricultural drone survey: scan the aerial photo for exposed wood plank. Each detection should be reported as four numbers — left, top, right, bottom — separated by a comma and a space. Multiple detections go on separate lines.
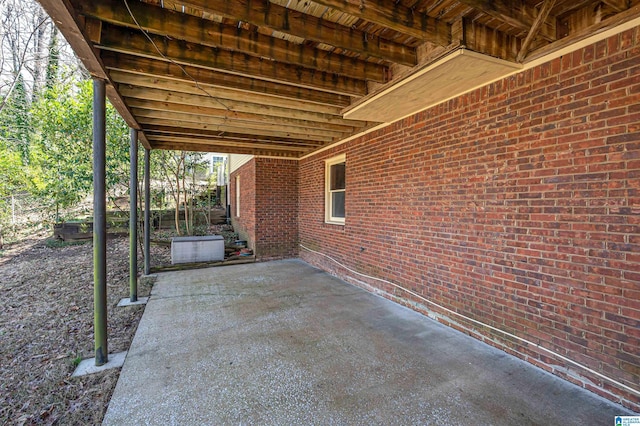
147, 128, 321, 145
516, 0, 557, 63
109, 70, 343, 115
132, 109, 348, 139
344, 49, 520, 122
601, 0, 630, 13
552, 0, 600, 17
175, 0, 417, 66
72, 0, 388, 81
96, 22, 368, 96
147, 140, 304, 157
137, 117, 335, 142
105, 82, 146, 140
128, 103, 359, 133
147, 134, 313, 151
145, 134, 312, 151
526, 4, 640, 62
101, 51, 352, 107
118, 86, 362, 125
459, 18, 521, 62
308, 0, 450, 43
144, 125, 324, 147
456, 0, 556, 41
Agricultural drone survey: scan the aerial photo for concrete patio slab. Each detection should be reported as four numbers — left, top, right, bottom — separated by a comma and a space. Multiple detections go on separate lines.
103, 259, 635, 425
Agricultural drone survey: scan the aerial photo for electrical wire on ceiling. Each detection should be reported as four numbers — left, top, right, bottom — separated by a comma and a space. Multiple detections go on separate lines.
122, 0, 232, 136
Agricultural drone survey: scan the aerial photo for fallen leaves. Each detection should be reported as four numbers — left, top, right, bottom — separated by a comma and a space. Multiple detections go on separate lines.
0, 235, 170, 424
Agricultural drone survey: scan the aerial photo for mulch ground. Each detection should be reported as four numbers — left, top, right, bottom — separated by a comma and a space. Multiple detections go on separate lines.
0, 232, 170, 425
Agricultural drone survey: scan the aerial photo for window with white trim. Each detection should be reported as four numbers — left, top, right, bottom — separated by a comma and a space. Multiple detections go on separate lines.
325, 154, 345, 224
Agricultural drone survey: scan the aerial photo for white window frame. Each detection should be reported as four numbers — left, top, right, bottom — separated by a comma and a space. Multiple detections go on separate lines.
325, 154, 346, 225
235, 175, 240, 217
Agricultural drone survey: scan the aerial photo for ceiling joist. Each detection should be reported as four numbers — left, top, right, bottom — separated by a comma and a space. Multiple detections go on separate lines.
73, 0, 389, 82
35, 0, 640, 157
96, 22, 369, 96
173, 0, 418, 66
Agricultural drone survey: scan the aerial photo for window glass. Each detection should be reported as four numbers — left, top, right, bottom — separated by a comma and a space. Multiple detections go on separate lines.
330, 163, 345, 191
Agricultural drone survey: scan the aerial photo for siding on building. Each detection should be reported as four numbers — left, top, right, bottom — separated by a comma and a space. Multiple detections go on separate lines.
229, 154, 254, 173
299, 27, 640, 411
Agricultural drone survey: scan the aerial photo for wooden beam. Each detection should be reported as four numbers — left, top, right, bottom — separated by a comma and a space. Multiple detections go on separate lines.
147, 129, 320, 145
601, 0, 630, 13
147, 140, 304, 157
137, 117, 335, 142
145, 134, 313, 152
516, 0, 557, 63
173, 0, 417, 66
72, 0, 388, 82
127, 102, 359, 133
306, 0, 450, 43
457, 18, 521, 62
526, 4, 640, 62
117, 85, 359, 125
101, 51, 352, 107
456, 0, 556, 41
132, 109, 347, 140
144, 125, 324, 147
96, 22, 367, 96
109, 70, 343, 115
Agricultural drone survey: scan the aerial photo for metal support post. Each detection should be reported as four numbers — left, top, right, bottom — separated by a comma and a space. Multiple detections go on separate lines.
93, 79, 108, 366
129, 128, 138, 302
143, 148, 151, 275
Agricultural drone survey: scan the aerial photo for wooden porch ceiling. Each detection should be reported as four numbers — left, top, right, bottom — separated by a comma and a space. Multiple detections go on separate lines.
38, 0, 640, 158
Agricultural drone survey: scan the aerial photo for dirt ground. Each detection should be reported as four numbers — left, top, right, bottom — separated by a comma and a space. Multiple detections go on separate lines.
0, 231, 171, 425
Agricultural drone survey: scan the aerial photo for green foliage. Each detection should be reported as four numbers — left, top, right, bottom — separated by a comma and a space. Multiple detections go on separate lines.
28, 79, 130, 218
0, 75, 31, 161
29, 80, 92, 214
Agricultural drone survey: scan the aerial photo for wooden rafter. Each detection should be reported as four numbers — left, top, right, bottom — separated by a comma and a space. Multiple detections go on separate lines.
456, 0, 556, 41
109, 70, 346, 115
516, 0, 557, 63
173, 0, 418, 66
308, 0, 450, 43
36, 0, 640, 157
146, 140, 304, 157
137, 117, 335, 141
134, 112, 347, 140
72, 0, 388, 82
457, 18, 521, 62
143, 125, 327, 147
117, 86, 366, 129
96, 22, 368, 96
124, 98, 366, 131
101, 52, 352, 107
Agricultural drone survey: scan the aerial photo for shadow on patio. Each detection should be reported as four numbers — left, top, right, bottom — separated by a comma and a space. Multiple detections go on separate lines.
103, 259, 633, 425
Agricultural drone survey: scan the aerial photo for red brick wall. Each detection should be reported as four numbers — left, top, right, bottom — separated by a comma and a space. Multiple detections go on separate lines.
255, 158, 299, 260
230, 159, 256, 250
300, 28, 640, 411
231, 158, 299, 260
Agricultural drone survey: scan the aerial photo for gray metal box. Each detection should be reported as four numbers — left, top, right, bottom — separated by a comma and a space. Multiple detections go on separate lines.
171, 235, 225, 264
